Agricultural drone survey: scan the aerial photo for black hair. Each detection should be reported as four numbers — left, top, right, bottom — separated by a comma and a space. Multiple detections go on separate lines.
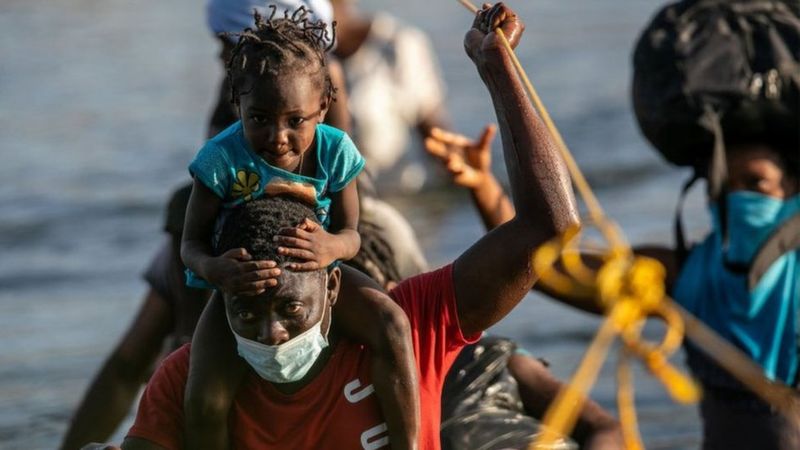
226, 6, 336, 105
216, 195, 320, 266
345, 221, 402, 287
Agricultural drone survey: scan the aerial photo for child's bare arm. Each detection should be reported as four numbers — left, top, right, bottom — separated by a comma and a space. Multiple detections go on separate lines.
337, 265, 420, 450
181, 179, 280, 295
184, 293, 247, 450
275, 180, 362, 270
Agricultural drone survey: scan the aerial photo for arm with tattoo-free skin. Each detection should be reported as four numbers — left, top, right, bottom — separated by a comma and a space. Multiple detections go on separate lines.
506, 355, 623, 449
452, 3, 580, 336
425, 93, 679, 316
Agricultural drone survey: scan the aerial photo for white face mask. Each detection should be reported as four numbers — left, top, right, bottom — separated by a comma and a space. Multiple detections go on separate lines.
230, 299, 331, 384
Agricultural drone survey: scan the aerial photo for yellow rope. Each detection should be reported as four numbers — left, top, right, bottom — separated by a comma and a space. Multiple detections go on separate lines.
455, 1, 800, 449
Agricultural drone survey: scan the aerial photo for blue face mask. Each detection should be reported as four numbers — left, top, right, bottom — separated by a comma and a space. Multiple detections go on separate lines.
711, 192, 800, 267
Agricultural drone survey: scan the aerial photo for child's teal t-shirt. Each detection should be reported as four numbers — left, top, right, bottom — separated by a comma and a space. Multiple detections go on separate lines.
186, 120, 365, 287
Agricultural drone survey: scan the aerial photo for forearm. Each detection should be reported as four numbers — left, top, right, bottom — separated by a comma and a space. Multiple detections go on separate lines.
572, 400, 623, 449
477, 50, 577, 235
335, 266, 419, 449
507, 355, 621, 449
180, 239, 215, 281
370, 353, 420, 450
469, 174, 516, 231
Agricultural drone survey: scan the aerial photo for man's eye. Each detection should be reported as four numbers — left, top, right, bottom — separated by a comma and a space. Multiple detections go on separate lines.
288, 117, 305, 128
238, 311, 256, 321
284, 303, 303, 315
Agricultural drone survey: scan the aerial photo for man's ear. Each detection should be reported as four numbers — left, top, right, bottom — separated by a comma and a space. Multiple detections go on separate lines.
326, 266, 341, 308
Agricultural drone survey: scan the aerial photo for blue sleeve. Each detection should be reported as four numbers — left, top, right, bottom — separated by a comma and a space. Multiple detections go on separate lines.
188, 141, 231, 200
326, 133, 366, 193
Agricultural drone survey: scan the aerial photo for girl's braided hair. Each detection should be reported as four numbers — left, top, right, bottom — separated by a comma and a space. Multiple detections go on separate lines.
226, 5, 336, 105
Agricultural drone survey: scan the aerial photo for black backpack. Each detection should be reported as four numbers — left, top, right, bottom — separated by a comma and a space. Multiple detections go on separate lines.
632, 0, 800, 283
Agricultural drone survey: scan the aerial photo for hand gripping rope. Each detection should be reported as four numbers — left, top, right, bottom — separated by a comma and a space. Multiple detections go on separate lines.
457, 1, 800, 449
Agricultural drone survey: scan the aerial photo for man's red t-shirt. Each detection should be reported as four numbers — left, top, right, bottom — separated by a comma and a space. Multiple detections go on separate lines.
127, 264, 479, 449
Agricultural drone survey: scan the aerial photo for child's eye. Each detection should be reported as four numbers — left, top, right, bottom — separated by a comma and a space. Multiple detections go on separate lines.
288, 117, 305, 128
250, 114, 266, 125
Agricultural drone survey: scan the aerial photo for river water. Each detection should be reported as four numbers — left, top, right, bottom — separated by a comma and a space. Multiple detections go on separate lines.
0, 0, 714, 448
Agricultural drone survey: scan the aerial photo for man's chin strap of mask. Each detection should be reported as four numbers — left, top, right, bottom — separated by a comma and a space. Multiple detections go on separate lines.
674, 105, 800, 288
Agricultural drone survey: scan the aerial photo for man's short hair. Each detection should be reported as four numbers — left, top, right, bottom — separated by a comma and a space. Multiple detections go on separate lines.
216, 195, 320, 264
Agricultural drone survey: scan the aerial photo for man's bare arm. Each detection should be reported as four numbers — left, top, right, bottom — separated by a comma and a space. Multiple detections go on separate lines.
454, 3, 579, 336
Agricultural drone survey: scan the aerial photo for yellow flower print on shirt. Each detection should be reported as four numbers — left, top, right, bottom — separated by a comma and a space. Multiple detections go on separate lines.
232, 170, 260, 201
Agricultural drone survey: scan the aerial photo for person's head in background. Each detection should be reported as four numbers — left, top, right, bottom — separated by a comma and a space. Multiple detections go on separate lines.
723, 126, 799, 200
713, 125, 799, 268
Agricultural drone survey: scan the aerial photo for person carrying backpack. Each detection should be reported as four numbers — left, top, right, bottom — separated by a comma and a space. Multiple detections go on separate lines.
425, 1, 800, 448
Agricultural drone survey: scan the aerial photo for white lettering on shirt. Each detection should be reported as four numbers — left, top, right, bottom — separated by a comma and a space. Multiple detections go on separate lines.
344, 378, 375, 403
360, 422, 389, 450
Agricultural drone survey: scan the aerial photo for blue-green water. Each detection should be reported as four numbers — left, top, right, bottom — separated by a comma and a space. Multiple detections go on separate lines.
0, 0, 712, 448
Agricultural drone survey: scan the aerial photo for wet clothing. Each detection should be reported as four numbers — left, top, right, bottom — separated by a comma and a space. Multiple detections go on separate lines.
128, 264, 480, 450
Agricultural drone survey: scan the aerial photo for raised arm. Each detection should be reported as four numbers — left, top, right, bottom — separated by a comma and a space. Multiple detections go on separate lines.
453, 3, 579, 336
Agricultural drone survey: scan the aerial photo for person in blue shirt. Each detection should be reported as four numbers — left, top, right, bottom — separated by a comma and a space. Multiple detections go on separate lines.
425, 119, 799, 449
181, 9, 419, 450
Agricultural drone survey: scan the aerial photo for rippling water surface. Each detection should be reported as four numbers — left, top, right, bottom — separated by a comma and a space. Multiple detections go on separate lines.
1, 0, 713, 448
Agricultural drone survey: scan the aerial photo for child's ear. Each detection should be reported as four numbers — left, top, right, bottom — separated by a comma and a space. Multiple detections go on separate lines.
318, 96, 330, 122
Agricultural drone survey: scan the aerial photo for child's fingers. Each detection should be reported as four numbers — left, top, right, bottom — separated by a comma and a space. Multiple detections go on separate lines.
298, 217, 320, 232
276, 226, 313, 240
277, 247, 316, 261
239, 260, 278, 272
273, 235, 312, 250
221, 248, 252, 261
288, 261, 322, 271
244, 267, 281, 281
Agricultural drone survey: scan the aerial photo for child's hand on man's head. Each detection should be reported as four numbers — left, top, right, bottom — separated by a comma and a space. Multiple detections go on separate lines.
425, 124, 496, 189
203, 248, 281, 296
274, 218, 340, 271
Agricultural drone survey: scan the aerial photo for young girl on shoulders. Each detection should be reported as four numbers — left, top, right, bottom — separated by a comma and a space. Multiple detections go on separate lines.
181, 7, 419, 449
